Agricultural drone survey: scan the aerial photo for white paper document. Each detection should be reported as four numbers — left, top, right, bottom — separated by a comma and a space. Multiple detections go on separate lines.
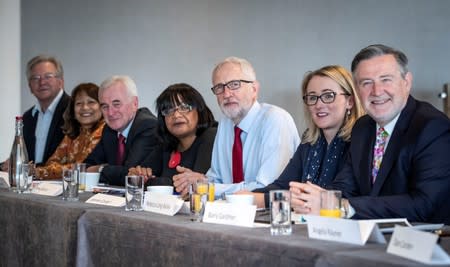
387, 225, 450, 265
31, 181, 63, 196
305, 215, 386, 245
85, 193, 125, 207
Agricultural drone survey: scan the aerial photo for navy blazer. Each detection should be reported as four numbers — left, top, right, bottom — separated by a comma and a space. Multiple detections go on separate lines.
253, 139, 350, 208
333, 96, 450, 224
84, 107, 160, 186
22, 91, 71, 164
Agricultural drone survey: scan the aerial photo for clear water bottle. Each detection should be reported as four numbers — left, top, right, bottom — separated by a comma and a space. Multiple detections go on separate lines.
8, 116, 29, 190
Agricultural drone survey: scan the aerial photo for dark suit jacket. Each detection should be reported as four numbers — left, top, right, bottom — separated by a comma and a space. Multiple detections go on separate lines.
333, 96, 450, 224
143, 127, 217, 186
22, 91, 71, 164
84, 107, 160, 186
253, 139, 350, 208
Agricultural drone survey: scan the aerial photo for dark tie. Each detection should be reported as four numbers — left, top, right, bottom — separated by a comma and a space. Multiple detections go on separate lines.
116, 134, 126, 165
232, 126, 244, 183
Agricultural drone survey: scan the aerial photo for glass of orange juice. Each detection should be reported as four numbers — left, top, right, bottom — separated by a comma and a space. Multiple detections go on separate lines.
208, 182, 215, 202
189, 180, 209, 221
320, 190, 342, 218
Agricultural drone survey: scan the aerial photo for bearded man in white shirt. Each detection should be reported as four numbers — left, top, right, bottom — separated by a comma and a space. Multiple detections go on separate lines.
173, 56, 300, 196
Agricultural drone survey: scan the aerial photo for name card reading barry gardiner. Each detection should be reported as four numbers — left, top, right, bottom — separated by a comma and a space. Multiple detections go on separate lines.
304, 215, 386, 245
143, 193, 184, 216
203, 202, 256, 227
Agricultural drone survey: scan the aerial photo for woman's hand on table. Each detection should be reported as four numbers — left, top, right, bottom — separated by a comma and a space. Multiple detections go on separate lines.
289, 181, 324, 215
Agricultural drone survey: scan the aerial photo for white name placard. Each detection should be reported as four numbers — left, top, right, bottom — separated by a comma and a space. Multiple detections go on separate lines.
143, 193, 184, 216
203, 202, 256, 227
85, 193, 125, 207
305, 215, 385, 245
32, 181, 63, 196
387, 225, 450, 265
0, 171, 9, 188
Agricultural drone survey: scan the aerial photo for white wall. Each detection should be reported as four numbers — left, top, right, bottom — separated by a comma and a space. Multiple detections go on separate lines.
0, 0, 20, 159
20, 0, 450, 137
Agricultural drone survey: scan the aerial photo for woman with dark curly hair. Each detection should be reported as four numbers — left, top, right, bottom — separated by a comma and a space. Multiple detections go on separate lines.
35, 83, 105, 179
128, 83, 216, 193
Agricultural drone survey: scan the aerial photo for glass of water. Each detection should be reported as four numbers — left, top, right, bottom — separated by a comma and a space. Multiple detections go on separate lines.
270, 190, 292, 235
17, 163, 34, 194
125, 175, 144, 211
62, 168, 79, 201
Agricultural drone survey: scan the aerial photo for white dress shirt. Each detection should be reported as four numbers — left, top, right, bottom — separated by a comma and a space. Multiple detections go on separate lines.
32, 89, 63, 164
206, 101, 300, 195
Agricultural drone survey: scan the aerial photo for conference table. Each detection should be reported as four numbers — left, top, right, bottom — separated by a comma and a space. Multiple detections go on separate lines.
0, 189, 103, 267
0, 189, 449, 267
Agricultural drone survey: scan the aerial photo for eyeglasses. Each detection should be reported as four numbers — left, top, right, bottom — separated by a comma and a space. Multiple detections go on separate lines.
161, 103, 193, 116
302, 92, 350, 106
29, 73, 59, 83
211, 80, 253, 95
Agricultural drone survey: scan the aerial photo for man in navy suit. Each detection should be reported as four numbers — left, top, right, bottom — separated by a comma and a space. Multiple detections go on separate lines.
85, 75, 160, 186
290, 44, 450, 224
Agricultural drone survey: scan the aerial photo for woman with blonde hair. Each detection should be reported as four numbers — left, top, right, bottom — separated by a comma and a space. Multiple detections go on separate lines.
249, 65, 364, 208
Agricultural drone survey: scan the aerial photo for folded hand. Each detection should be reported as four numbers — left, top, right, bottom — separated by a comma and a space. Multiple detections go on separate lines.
173, 166, 206, 198
289, 181, 324, 215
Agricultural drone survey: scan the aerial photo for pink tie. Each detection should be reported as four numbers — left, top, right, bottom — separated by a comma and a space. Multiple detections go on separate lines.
116, 134, 126, 165
371, 127, 388, 183
232, 126, 244, 183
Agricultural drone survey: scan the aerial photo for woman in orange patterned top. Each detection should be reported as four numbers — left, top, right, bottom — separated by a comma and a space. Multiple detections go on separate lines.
35, 83, 105, 179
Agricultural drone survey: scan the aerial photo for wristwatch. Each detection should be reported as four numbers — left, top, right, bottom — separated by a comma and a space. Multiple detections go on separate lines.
98, 164, 106, 173
341, 198, 356, 218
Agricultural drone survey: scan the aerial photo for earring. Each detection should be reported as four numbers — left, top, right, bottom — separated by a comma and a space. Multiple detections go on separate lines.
346, 109, 351, 116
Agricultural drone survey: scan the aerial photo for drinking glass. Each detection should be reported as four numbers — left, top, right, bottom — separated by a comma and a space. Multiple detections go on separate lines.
62, 168, 79, 201
125, 175, 144, 211
270, 190, 292, 235
208, 182, 215, 202
190, 180, 208, 221
17, 163, 34, 194
75, 163, 86, 192
320, 190, 342, 218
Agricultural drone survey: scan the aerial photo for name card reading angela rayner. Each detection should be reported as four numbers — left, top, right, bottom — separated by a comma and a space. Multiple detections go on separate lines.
305, 215, 385, 245
310, 226, 342, 238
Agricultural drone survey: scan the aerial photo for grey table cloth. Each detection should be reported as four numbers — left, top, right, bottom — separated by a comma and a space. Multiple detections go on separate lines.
0, 190, 103, 267
1, 189, 448, 267
76, 209, 450, 267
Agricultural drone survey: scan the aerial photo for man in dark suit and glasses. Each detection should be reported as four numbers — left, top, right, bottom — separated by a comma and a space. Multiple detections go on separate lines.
85, 75, 160, 186
290, 44, 450, 224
